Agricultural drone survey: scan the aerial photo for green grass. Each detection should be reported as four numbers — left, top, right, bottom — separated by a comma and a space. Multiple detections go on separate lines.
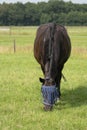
0, 26, 37, 46
67, 26, 87, 47
0, 26, 87, 130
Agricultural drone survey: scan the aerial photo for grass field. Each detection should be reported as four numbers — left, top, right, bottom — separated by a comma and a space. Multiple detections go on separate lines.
0, 26, 87, 130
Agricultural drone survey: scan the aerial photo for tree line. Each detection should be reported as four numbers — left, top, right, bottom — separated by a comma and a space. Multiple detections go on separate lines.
0, 0, 87, 26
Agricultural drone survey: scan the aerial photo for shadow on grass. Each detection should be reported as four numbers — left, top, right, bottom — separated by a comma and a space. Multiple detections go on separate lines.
55, 84, 87, 109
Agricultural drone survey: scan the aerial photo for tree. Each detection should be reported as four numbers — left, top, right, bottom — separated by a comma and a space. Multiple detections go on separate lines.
0, 3, 9, 25
40, 13, 51, 24
0, 1, 87, 26
24, 2, 40, 25
8, 2, 25, 25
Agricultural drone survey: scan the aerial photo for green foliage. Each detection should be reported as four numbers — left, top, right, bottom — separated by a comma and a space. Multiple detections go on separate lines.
24, 2, 40, 25
67, 11, 87, 25
40, 13, 51, 24
0, 1, 87, 26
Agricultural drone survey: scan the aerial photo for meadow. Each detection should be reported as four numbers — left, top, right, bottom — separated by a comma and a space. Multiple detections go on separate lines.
0, 26, 87, 130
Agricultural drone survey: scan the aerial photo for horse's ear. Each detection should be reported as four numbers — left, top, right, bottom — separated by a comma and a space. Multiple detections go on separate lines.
39, 77, 45, 83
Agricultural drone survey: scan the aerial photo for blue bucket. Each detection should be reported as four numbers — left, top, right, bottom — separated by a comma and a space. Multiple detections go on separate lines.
41, 85, 59, 106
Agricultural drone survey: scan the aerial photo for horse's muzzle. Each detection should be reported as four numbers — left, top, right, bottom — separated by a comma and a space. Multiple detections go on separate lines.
41, 85, 59, 110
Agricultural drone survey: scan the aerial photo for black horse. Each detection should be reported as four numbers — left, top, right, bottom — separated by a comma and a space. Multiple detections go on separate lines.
34, 23, 71, 110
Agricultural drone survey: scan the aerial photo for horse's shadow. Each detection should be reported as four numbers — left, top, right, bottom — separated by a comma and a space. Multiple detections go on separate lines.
55, 84, 87, 109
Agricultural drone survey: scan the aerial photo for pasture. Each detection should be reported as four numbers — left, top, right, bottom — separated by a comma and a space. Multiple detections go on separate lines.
0, 26, 87, 130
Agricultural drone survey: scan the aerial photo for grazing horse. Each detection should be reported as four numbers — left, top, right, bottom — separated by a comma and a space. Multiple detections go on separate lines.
34, 23, 71, 110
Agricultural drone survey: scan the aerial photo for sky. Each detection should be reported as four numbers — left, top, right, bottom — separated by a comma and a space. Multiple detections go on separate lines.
0, 0, 87, 4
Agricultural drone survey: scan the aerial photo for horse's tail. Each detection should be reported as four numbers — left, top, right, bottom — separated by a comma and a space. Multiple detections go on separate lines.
62, 73, 67, 82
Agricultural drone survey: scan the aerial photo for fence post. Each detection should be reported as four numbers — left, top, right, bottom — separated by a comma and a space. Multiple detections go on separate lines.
10, 26, 11, 35
13, 39, 16, 53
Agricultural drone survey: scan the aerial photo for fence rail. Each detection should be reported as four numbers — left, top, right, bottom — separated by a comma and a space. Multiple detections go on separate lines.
0, 45, 33, 54
0, 26, 37, 53
0, 26, 87, 54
